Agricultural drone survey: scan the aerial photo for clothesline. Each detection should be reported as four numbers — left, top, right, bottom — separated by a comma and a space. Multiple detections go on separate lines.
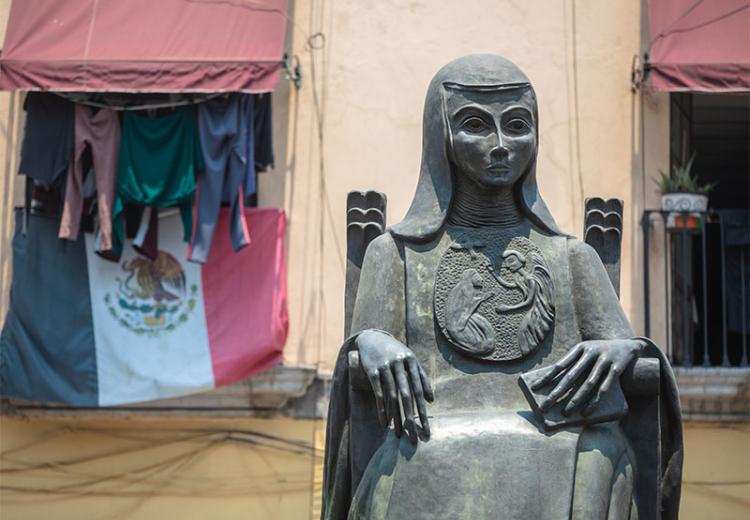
55, 92, 228, 112
19, 91, 274, 265
0, 89, 289, 408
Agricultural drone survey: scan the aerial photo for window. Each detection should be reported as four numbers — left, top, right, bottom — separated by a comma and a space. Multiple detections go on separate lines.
667, 93, 749, 368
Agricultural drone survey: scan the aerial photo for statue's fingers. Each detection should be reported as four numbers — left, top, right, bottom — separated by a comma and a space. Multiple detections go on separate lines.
562, 358, 608, 416
556, 342, 586, 367
583, 371, 613, 416
406, 357, 430, 439
417, 363, 434, 402
394, 362, 418, 444
380, 367, 402, 437
391, 395, 403, 438
583, 370, 616, 416
367, 370, 387, 427
540, 352, 596, 412
531, 345, 583, 390
599, 366, 618, 394
379, 366, 397, 429
417, 362, 435, 403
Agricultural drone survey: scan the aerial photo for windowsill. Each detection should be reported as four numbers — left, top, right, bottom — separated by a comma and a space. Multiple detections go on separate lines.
673, 366, 750, 422
6, 364, 745, 422
1, 365, 330, 419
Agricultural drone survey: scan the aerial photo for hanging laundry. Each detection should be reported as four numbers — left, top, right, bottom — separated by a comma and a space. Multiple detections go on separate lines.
31, 182, 62, 214
132, 206, 159, 260
18, 92, 74, 185
253, 93, 275, 173
59, 105, 120, 254
188, 94, 254, 264
242, 94, 257, 197
0, 207, 288, 406
112, 107, 202, 260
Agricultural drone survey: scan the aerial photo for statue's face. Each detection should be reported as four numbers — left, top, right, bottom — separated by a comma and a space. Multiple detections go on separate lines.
504, 255, 523, 271
446, 87, 536, 189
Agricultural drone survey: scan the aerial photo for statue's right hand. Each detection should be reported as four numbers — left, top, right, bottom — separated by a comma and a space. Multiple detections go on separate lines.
356, 330, 434, 443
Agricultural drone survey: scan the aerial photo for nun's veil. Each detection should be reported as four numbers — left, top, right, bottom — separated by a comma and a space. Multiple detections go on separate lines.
390, 54, 567, 242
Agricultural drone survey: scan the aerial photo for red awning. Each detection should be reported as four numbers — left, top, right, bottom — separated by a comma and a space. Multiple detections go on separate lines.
647, 0, 750, 92
0, 0, 289, 93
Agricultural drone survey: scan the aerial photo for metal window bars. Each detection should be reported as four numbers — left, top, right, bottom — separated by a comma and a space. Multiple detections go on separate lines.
641, 209, 749, 367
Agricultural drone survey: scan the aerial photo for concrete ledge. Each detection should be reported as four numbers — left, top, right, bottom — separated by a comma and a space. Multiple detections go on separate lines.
5, 364, 745, 422
674, 367, 750, 422
2, 365, 331, 419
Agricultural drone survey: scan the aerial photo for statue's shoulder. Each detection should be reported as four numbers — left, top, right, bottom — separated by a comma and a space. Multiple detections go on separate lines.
528, 233, 598, 270
564, 236, 613, 292
564, 236, 600, 264
362, 230, 403, 265
370, 229, 399, 249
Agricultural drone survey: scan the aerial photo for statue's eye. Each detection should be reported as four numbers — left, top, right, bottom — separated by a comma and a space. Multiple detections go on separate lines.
505, 118, 530, 134
461, 117, 489, 133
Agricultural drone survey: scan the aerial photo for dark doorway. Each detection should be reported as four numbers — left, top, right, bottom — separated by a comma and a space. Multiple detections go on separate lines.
669, 93, 750, 366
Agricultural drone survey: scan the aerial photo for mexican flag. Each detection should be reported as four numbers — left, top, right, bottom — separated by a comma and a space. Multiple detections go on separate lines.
0, 207, 288, 406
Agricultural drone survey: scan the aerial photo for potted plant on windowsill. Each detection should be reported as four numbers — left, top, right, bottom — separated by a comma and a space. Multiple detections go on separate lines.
654, 154, 716, 229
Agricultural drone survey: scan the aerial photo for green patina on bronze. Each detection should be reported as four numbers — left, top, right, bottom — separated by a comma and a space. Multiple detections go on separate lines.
322, 55, 683, 520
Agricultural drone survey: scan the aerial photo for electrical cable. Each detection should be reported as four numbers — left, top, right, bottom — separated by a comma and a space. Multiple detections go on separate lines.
308, 33, 346, 276
646, 0, 748, 55
683, 480, 750, 486
0, 0, 331, 510
570, 0, 585, 228
1, 427, 316, 473
0, 425, 319, 499
647, 0, 705, 50
303, 0, 338, 516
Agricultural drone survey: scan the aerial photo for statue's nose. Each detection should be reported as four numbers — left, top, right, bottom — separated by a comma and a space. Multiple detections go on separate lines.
490, 131, 510, 159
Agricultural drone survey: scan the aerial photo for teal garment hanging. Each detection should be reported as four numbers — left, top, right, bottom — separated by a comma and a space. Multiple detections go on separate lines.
111, 107, 203, 259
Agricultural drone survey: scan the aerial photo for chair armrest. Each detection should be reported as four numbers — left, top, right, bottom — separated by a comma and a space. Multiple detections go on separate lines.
348, 351, 371, 391
350, 351, 660, 396
622, 358, 660, 397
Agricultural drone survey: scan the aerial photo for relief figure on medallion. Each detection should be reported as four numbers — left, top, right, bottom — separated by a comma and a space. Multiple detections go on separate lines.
322, 54, 683, 520
444, 267, 495, 356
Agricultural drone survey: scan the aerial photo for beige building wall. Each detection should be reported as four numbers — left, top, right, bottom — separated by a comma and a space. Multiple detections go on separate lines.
0, 0, 21, 324
0, 416, 321, 519
0, 1, 746, 519
682, 422, 750, 519
265, 1, 749, 518
273, 0, 665, 370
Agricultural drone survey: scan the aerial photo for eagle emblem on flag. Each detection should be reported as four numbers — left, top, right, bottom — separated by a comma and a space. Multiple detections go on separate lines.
105, 251, 198, 337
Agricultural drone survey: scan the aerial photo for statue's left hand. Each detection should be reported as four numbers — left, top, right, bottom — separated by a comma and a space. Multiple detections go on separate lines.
531, 339, 644, 416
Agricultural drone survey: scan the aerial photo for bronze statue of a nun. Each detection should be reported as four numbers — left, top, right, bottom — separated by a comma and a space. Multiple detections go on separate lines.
322, 55, 683, 520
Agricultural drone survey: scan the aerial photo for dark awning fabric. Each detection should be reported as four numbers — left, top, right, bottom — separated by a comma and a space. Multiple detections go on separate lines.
0, 0, 289, 93
647, 0, 750, 92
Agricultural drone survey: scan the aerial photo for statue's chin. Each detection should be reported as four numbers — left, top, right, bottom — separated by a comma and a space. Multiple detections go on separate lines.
471, 177, 517, 190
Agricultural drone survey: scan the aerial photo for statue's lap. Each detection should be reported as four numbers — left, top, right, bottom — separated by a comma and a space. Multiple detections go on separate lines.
350, 412, 624, 520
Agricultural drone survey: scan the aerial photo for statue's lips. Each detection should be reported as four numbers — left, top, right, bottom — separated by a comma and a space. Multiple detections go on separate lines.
486, 164, 510, 174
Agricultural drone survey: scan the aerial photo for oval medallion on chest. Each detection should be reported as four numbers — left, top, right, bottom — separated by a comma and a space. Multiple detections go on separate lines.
434, 229, 556, 361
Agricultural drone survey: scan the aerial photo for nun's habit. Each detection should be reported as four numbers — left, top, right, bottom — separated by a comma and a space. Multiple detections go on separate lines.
322, 55, 682, 520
